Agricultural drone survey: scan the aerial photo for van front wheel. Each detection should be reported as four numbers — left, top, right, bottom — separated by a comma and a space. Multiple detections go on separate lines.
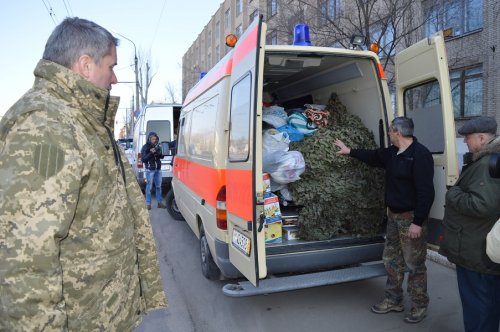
166, 189, 184, 221
200, 226, 221, 280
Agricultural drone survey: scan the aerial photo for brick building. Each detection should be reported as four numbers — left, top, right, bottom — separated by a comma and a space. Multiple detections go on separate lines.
182, 0, 500, 133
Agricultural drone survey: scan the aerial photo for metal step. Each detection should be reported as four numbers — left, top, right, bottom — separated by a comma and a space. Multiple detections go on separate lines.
222, 262, 386, 297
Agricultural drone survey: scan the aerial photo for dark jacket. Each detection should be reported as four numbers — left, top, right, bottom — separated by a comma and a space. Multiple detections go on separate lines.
141, 132, 164, 170
439, 137, 500, 275
350, 137, 435, 226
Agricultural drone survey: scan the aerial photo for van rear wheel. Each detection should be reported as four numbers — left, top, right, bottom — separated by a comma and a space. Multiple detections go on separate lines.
166, 189, 184, 221
200, 226, 221, 280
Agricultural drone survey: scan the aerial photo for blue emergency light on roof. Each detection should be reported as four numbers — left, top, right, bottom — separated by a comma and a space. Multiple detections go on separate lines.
199, 72, 207, 80
293, 24, 312, 46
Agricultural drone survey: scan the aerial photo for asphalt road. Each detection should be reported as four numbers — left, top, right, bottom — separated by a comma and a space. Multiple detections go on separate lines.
134, 197, 465, 332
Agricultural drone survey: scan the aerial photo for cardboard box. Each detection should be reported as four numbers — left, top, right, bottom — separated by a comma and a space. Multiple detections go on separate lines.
263, 173, 271, 194
283, 225, 299, 241
264, 194, 282, 224
265, 221, 282, 243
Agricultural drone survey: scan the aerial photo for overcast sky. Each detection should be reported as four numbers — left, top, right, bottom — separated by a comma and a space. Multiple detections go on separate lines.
0, 0, 222, 130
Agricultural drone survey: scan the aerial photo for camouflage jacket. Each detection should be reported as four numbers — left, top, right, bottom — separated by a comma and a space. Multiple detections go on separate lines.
0, 60, 167, 331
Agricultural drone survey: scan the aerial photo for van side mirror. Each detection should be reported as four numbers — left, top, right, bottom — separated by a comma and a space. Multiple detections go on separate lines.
160, 141, 172, 156
489, 153, 500, 178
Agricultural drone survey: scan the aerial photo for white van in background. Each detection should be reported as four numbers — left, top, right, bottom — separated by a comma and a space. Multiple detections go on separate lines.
131, 103, 181, 190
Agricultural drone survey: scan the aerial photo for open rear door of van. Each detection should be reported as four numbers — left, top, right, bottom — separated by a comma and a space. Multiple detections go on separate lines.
395, 31, 458, 224
225, 17, 267, 286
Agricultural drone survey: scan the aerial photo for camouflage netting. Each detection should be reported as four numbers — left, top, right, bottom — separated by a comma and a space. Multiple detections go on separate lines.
287, 93, 386, 240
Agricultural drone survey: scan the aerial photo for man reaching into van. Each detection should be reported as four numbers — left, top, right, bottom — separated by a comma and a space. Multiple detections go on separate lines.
141, 132, 166, 210
334, 117, 434, 324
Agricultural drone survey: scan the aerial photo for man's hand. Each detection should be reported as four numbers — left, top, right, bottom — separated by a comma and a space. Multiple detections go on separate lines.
408, 223, 423, 239
150, 148, 156, 153
334, 139, 351, 155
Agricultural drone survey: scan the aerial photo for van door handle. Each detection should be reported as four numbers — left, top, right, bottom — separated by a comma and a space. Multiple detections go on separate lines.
258, 214, 265, 232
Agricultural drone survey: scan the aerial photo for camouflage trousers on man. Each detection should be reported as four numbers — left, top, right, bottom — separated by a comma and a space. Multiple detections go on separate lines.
383, 209, 429, 309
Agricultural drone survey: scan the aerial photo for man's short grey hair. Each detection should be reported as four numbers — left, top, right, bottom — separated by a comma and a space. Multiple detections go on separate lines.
391, 117, 414, 137
43, 17, 119, 68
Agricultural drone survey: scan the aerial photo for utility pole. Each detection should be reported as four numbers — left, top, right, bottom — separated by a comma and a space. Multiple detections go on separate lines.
115, 32, 139, 135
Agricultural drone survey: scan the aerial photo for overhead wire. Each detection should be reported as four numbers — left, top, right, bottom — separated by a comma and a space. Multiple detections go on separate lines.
150, 0, 168, 48
41, 0, 58, 25
61, 0, 74, 17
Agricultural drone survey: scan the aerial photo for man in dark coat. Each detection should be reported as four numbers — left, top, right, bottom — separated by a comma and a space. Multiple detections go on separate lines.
439, 116, 500, 332
335, 116, 434, 324
141, 131, 166, 210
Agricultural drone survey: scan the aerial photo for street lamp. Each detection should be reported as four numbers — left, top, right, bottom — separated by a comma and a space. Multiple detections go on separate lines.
114, 32, 140, 132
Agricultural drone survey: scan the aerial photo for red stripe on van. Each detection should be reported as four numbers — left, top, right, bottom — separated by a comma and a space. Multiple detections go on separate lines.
226, 169, 253, 222
183, 58, 233, 106
173, 157, 226, 208
232, 24, 258, 68
173, 157, 253, 222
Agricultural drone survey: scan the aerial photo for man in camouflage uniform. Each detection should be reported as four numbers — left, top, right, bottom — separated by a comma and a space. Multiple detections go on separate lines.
335, 117, 434, 324
0, 18, 166, 331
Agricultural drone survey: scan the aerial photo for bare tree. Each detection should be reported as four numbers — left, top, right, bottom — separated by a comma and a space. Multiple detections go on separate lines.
137, 50, 157, 107
165, 82, 179, 104
268, 0, 436, 87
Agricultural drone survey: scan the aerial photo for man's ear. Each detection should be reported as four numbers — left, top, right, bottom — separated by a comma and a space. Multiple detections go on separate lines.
71, 54, 93, 79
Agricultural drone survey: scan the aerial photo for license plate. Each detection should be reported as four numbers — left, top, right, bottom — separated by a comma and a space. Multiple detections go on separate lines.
161, 164, 171, 171
232, 229, 251, 256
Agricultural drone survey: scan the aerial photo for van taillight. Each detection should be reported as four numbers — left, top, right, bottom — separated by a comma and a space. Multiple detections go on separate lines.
137, 153, 143, 168
216, 186, 227, 230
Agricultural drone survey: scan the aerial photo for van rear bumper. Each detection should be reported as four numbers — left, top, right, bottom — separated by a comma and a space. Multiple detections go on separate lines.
266, 241, 385, 274
214, 237, 385, 279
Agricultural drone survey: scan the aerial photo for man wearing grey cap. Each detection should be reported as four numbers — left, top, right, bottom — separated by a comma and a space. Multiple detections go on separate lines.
439, 116, 500, 332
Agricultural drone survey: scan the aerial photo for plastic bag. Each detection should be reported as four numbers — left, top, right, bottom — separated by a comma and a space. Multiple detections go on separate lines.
277, 124, 305, 142
263, 106, 288, 128
486, 218, 500, 263
269, 151, 305, 184
263, 129, 290, 173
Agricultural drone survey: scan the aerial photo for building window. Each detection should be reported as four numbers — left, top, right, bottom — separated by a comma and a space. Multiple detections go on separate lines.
267, 0, 278, 18
207, 53, 211, 69
236, 24, 243, 38
208, 30, 212, 45
236, 0, 243, 16
215, 21, 220, 40
215, 45, 220, 61
450, 65, 483, 118
404, 80, 445, 153
225, 8, 231, 30
371, 23, 395, 57
266, 30, 278, 45
250, 9, 258, 22
424, 0, 482, 37
318, 0, 342, 25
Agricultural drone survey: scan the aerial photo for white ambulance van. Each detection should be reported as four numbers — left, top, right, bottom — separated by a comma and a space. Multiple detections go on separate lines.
167, 17, 457, 296
131, 103, 181, 190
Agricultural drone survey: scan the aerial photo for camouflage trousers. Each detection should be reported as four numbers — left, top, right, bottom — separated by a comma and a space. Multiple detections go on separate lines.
383, 209, 429, 309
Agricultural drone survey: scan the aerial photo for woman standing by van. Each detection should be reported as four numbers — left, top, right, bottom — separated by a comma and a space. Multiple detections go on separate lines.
141, 131, 166, 210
